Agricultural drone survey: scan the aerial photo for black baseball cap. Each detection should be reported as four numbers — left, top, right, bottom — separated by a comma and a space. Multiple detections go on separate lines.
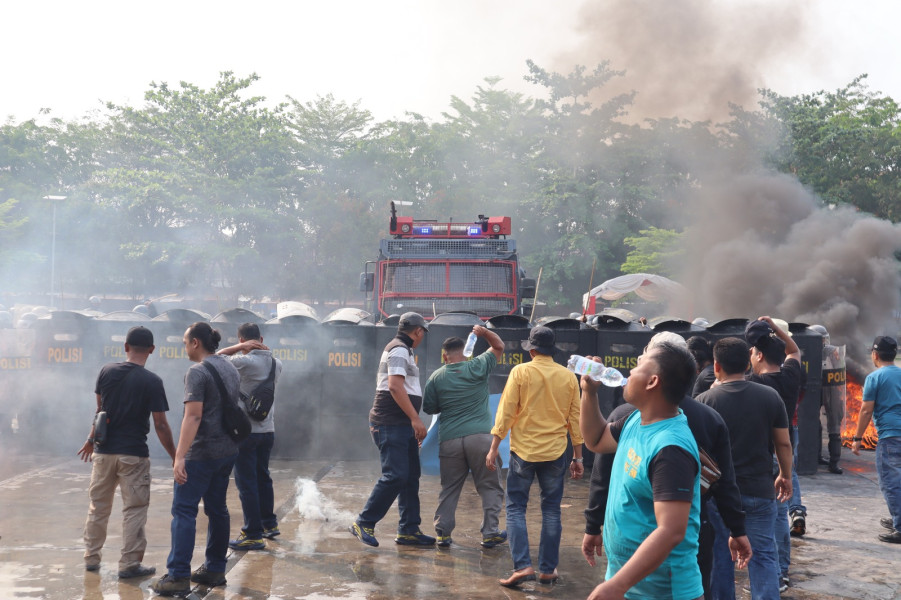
398, 312, 429, 332
125, 326, 154, 347
525, 326, 555, 355
744, 320, 772, 348
872, 335, 898, 354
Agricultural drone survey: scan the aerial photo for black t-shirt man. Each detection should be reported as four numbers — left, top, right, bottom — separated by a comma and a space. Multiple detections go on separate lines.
748, 358, 802, 442
698, 380, 788, 499
692, 364, 717, 398
94, 362, 169, 457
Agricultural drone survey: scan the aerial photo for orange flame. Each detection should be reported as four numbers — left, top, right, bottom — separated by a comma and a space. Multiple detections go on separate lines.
842, 375, 878, 449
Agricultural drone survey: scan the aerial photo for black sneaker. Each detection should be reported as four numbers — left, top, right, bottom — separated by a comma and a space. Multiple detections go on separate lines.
780, 576, 790, 593
85, 563, 100, 572
880, 517, 895, 531
228, 532, 265, 550
262, 526, 281, 539
790, 512, 806, 537
481, 530, 508, 548
350, 522, 379, 547
878, 530, 901, 544
118, 564, 156, 579
150, 574, 190, 596
395, 529, 436, 546
190, 565, 226, 587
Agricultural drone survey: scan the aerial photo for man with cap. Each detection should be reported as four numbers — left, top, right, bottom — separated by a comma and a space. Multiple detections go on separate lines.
486, 325, 583, 587
77, 326, 176, 578
745, 316, 803, 591
852, 335, 901, 544
350, 312, 436, 548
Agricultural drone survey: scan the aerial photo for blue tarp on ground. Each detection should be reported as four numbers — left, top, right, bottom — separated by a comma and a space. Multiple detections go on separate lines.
420, 393, 509, 476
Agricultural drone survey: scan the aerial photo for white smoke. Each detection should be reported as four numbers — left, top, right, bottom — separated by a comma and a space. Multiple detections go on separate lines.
294, 477, 355, 524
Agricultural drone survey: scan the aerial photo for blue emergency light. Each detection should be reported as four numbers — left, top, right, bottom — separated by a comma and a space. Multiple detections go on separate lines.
468, 226, 481, 235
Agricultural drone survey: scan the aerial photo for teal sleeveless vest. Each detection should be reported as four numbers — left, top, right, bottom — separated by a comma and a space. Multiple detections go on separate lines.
603, 409, 703, 600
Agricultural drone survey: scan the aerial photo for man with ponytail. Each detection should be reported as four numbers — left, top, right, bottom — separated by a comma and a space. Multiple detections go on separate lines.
152, 322, 241, 596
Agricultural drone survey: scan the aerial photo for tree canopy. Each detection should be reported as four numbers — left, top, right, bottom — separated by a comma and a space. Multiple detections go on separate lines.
1, 68, 897, 312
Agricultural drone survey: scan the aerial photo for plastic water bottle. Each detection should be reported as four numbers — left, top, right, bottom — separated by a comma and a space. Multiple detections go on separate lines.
567, 355, 606, 377
463, 332, 478, 357
567, 354, 628, 387
598, 368, 627, 387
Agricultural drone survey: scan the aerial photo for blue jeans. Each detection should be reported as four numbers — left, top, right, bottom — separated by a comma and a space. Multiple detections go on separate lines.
707, 498, 735, 600
358, 423, 422, 533
710, 495, 780, 599
772, 454, 791, 578
876, 436, 901, 530
742, 494, 780, 599
789, 429, 806, 515
233, 432, 277, 538
775, 497, 790, 577
505, 451, 565, 574
167, 454, 237, 578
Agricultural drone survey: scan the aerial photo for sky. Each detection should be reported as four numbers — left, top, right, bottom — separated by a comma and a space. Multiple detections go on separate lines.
2, 0, 900, 124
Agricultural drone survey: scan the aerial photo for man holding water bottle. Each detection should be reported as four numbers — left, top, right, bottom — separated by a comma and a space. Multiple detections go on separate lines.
422, 325, 507, 548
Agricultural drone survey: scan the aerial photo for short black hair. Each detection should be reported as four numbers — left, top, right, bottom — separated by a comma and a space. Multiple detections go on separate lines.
686, 336, 713, 366
442, 337, 465, 353
756, 335, 786, 366
237, 322, 261, 341
714, 337, 750, 375
646, 342, 697, 405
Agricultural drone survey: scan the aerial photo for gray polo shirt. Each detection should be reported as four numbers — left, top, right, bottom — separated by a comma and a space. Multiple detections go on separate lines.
227, 349, 282, 434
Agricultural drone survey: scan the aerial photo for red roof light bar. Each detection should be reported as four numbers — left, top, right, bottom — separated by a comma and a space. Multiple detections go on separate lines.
391, 216, 511, 238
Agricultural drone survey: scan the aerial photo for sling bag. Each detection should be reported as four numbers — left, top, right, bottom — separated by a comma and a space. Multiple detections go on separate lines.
202, 361, 252, 443
242, 357, 276, 421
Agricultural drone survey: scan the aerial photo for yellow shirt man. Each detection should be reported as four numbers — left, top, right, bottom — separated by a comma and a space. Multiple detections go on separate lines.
491, 353, 583, 461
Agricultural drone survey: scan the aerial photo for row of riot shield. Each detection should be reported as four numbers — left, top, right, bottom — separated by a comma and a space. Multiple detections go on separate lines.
1, 308, 826, 461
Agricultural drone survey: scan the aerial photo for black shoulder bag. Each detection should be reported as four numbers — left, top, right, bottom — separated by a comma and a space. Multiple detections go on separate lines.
242, 358, 277, 421
202, 361, 252, 443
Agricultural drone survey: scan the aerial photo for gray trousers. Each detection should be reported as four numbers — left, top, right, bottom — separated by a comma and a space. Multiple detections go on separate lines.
434, 433, 504, 536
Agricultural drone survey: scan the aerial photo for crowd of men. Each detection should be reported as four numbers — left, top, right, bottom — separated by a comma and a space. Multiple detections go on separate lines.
80, 312, 900, 599
79, 322, 282, 596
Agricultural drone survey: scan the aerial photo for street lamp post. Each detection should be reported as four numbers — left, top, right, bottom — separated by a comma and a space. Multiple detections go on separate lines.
42, 195, 67, 308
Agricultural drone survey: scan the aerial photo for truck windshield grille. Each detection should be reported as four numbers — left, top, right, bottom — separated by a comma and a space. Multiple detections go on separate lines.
379, 261, 516, 316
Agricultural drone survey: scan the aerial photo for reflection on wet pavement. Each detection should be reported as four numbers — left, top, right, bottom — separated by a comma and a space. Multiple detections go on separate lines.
0, 444, 897, 599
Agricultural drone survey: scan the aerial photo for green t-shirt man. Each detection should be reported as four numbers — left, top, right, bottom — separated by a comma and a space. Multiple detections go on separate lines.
423, 351, 498, 443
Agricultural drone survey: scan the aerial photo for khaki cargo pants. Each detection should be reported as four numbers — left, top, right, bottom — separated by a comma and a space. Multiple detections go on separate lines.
83, 454, 151, 571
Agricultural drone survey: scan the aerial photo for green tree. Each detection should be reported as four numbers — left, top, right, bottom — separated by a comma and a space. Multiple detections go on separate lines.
285, 94, 381, 304
91, 72, 299, 299
755, 76, 901, 221
620, 227, 683, 277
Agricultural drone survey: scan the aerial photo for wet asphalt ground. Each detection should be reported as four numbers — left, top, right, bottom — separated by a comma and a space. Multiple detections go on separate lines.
0, 436, 898, 600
